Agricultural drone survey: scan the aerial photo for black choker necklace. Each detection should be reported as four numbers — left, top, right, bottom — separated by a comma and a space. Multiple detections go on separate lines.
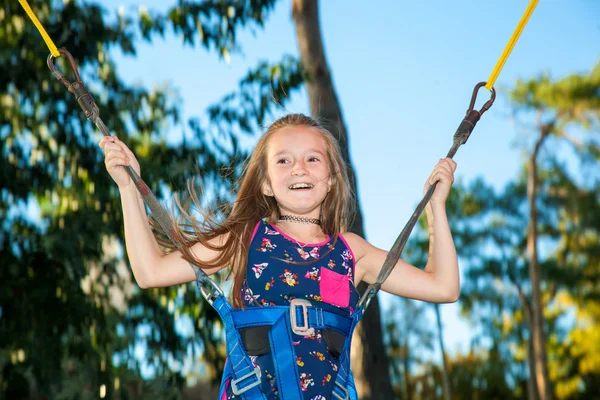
278, 215, 321, 225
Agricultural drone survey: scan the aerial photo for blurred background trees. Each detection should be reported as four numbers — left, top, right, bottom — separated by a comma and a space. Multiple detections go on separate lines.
1, 0, 598, 399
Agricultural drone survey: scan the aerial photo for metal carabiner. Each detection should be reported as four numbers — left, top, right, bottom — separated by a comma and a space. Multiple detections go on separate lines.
450, 82, 497, 147
47, 48, 80, 90
466, 81, 496, 117
47, 48, 98, 122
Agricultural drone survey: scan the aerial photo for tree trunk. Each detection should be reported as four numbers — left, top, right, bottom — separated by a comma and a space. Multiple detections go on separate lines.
527, 334, 540, 400
434, 304, 452, 400
526, 124, 553, 400
403, 338, 411, 400
512, 272, 539, 400
291, 1, 394, 398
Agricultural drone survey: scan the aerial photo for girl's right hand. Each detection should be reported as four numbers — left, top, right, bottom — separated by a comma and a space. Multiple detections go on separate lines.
99, 136, 141, 189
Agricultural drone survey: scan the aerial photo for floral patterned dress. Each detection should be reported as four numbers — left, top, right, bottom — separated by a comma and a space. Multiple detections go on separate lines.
224, 220, 359, 399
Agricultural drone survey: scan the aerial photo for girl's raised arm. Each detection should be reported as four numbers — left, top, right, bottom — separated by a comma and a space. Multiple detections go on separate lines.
100, 136, 226, 288
349, 158, 460, 303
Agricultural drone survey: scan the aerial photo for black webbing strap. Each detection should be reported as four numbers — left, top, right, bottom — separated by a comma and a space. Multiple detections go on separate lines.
358, 82, 496, 310
47, 48, 222, 298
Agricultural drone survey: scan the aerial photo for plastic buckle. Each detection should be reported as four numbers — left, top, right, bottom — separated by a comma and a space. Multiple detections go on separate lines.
231, 366, 261, 395
198, 278, 224, 305
332, 381, 349, 400
290, 298, 315, 336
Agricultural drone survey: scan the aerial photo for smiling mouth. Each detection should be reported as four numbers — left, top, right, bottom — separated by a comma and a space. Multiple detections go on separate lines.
288, 183, 314, 190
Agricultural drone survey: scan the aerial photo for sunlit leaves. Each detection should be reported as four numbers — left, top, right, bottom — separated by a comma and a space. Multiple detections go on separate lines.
2, 0, 308, 397
137, 0, 278, 57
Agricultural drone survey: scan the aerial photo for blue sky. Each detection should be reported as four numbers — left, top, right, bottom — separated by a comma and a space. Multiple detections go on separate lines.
101, 0, 600, 371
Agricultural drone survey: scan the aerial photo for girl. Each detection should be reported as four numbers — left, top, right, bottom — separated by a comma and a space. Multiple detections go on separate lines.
99, 113, 459, 399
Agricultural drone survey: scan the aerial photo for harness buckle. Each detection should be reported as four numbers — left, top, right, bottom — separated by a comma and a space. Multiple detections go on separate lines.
231, 366, 261, 395
290, 298, 315, 336
198, 278, 224, 305
332, 381, 350, 400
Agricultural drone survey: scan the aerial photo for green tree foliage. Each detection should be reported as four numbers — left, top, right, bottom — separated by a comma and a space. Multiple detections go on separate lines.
383, 298, 434, 399
1, 0, 303, 398
4, 0, 598, 398
383, 60, 600, 400
508, 60, 600, 400
448, 61, 600, 399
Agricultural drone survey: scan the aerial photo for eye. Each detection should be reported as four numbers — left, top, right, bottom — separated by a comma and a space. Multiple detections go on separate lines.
308, 156, 320, 162
277, 158, 290, 164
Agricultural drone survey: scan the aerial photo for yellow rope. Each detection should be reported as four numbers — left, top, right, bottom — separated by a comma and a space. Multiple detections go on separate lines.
18, 0, 61, 58
20, 0, 536, 90
485, 0, 538, 90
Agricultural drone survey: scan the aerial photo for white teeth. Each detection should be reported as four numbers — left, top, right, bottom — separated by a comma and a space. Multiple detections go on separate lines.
289, 183, 313, 189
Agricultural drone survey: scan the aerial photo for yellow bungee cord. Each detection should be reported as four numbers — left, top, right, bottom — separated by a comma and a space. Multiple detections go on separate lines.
18, 0, 538, 90
485, 0, 539, 90
18, 0, 60, 58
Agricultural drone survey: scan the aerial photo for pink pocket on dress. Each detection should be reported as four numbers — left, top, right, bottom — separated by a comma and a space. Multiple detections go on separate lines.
320, 267, 350, 308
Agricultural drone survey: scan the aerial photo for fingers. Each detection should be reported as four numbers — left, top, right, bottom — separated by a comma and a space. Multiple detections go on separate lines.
110, 136, 136, 158
105, 156, 129, 171
98, 136, 109, 151
105, 150, 129, 168
428, 158, 457, 185
101, 144, 129, 172
104, 144, 128, 160
99, 136, 134, 164
99, 136, 120, 152
436, 157, 456, 173
99, 136, 132, 154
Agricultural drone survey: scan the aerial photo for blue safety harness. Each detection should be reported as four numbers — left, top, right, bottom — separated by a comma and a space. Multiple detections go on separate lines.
194, 270, 363, 399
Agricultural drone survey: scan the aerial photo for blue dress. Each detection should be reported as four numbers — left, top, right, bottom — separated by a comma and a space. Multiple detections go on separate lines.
223, 220, 360, 399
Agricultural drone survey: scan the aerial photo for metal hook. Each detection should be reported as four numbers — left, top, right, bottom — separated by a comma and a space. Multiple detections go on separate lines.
450, 82, 497, 149
47, 48, 82, 91
47, 48, 97, 121
467, 82, 496, 117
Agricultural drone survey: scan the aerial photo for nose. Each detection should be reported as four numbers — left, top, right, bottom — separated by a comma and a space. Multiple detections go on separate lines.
292, 160, 308, 176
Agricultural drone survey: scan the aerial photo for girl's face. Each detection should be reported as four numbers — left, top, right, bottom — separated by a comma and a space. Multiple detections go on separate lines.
263, 126, 331, 218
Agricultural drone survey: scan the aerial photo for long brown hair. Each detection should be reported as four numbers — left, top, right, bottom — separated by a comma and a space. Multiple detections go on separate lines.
155, 114, 355, 308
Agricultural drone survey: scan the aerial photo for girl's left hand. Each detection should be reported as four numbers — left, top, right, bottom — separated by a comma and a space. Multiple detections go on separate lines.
424, 158, 457, 204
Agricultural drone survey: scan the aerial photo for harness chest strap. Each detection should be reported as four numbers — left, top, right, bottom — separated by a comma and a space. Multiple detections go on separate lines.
207, 289, 362, 399
231, 302, 354, 335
